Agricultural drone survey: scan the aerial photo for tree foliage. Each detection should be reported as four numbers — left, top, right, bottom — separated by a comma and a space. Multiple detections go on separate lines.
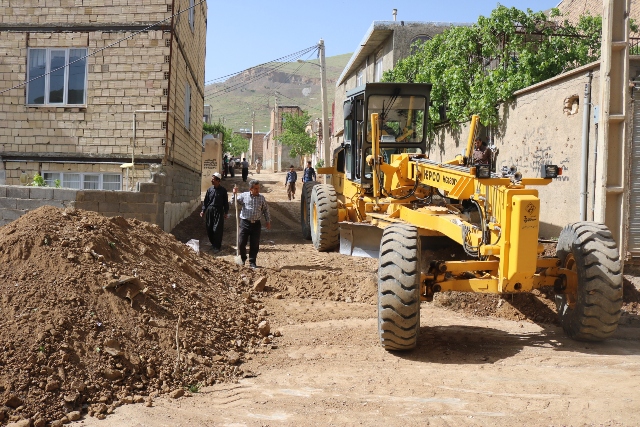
383, 6, 602, 137
203, 122, 248, 156
279, 112, 317, 158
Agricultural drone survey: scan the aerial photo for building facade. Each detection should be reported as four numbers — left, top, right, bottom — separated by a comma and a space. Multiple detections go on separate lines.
0, 0, 206, 228
262, 105, 303, 172
332, 21, 467, 155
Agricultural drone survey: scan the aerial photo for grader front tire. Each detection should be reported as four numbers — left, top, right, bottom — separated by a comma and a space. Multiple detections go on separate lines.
556, 222, 623, 341
310, 184, 339, 251
378, 224, 421, 351
300, 181, 318, 240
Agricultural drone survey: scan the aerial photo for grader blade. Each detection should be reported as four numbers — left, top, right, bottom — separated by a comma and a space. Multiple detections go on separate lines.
339, 222, 384, 258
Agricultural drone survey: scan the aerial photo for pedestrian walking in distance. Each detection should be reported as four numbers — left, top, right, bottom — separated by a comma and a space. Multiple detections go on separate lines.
255, 158, 261, 174
232, 180, 271, 268
200, 172, 229, 253
285, 165, 298, 201
303, 160, 316, 182
229, 158, 236, 177
241, 157, 250, 182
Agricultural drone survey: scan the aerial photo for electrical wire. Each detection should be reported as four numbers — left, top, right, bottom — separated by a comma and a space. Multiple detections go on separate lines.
0, 0, 207, 96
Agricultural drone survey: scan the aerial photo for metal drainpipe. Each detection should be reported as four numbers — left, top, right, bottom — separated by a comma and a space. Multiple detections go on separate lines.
580, 72, 593, 221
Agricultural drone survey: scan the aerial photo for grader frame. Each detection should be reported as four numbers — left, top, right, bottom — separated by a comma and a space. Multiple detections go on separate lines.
301, 83, 622, 351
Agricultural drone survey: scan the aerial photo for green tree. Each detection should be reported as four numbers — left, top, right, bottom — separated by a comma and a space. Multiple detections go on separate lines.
203, 122, 248, 156
279, 112, 317, 159
383, 6, 602, 137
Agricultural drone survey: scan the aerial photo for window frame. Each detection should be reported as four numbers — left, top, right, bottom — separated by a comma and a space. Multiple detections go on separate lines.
189, 0, 195, 31
356, 68, 364, 87
374, 57, 383, 82
42, 172, 122, 190
184, 82, 191, 131
26, 47, 88, 106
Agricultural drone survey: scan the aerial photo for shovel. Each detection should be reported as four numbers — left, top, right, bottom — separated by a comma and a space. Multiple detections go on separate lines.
233, 185, 243, 265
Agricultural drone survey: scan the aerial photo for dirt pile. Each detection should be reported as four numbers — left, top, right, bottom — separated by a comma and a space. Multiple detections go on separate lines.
0, 206, 273, 426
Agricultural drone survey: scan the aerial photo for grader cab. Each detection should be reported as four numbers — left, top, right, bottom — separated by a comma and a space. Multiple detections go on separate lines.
300, 82, 623, 351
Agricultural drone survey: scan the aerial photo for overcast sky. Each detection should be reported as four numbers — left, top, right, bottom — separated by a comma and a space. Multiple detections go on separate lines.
205, 0, 562, 83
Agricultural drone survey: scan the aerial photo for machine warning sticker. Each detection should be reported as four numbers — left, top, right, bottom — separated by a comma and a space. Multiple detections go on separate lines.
525, 202, 536, 214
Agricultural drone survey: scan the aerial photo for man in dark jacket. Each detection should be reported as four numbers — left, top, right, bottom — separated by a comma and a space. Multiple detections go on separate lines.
284, 165, 298, 200
200, 172, 229, 252
303, 161, 316, 183
241, 158, 250, 182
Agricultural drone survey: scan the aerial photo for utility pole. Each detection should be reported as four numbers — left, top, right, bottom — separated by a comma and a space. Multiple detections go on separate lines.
319, 39, 330, 184
271, 93, 278, 172
250, 111, 255, 162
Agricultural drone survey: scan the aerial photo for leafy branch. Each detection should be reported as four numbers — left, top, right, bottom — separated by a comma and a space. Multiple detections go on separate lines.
383, 6, 603, 137
279, 112, 317, 159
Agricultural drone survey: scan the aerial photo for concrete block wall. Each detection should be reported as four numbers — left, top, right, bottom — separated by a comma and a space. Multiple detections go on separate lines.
0, 163, 201, 230
555, 0, 640, 32
166, 0, 207, 174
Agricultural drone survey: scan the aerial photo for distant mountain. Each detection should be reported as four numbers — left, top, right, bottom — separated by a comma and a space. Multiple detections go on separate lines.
204, 53, 352, 132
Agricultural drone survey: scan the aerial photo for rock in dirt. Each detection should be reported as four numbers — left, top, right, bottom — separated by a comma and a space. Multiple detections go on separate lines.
7, 420, 31, 427
169, 389, 185, 399
226, 350, 241, 364
5, 395, 23, 408
258, 320, 270, 336
253, 276, 267, 292
67, 411, 81, 421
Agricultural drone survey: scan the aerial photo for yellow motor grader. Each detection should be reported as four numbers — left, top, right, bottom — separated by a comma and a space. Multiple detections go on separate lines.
300, 82, 622, 351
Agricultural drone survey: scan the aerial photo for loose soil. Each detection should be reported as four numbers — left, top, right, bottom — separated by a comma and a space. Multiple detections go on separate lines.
2, 170, 640, 426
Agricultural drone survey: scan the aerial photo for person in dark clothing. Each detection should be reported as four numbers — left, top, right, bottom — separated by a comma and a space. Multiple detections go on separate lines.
302, 161, 316, 182
200, 172, 229, 252
284, 165, 298, 200
472, 137, 491, 165
222, 155, 229, 178
241, 158, 250, 182
232, 180, 271, 268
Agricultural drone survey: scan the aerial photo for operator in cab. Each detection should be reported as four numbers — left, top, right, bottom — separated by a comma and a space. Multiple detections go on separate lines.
472, 137, 491, 165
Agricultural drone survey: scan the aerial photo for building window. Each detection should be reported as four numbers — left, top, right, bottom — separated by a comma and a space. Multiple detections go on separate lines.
43, 172, 122, 190
189, 0, 195, 31
184, 83, 191, 130
356, 68, 364, 86
27, 48, 87, 106
374, 57, 383, 82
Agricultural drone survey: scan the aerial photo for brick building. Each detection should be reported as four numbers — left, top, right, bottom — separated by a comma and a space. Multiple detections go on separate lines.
262, 105, 303, 172
0, 0, 207, 228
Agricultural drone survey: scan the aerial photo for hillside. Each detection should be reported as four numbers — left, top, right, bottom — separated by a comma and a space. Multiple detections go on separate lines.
204, 53, 352, 132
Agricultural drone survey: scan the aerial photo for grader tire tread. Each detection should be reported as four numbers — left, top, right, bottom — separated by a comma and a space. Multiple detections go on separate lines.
310, 184, 339, 251
556, 221, 623, 341
300, 181, 319, 240
378, 224, 420, 351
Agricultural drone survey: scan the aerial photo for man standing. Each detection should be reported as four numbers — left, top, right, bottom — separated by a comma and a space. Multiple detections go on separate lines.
302, 160, 316, 183
200, 172, 229, 253
241, 157, 250, 182
232, 180, 271, 268
229, 158, 236, 177
472, 137, 491, 165
222, 155, 229, 178
284, 165, 298, 200
255, 158, 261, 174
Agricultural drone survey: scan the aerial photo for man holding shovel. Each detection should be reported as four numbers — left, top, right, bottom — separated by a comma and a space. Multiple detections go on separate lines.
232, 180, 271, 269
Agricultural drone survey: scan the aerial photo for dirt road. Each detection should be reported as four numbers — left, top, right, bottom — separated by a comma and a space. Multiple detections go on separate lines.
81, 171, 640, 427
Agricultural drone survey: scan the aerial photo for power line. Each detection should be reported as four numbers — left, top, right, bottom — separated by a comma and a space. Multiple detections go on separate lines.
204, 45, 318, 84
203, 46, 318, 100
0, 0, 208, 96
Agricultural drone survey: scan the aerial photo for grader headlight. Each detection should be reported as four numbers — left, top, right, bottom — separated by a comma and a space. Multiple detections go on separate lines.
541, 164, 561, 178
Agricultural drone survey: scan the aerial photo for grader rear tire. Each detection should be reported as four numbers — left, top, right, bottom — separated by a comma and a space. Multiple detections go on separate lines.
378, 224, 421, 351
300, 181, 319, 240
556, 222, 623, 341
310, 184, 339, 251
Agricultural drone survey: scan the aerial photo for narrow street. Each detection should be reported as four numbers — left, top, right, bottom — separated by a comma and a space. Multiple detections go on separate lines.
78, 172, 640, 427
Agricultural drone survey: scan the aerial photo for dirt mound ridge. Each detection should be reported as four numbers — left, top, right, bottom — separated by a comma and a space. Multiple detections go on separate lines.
0, 206, 270, 426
